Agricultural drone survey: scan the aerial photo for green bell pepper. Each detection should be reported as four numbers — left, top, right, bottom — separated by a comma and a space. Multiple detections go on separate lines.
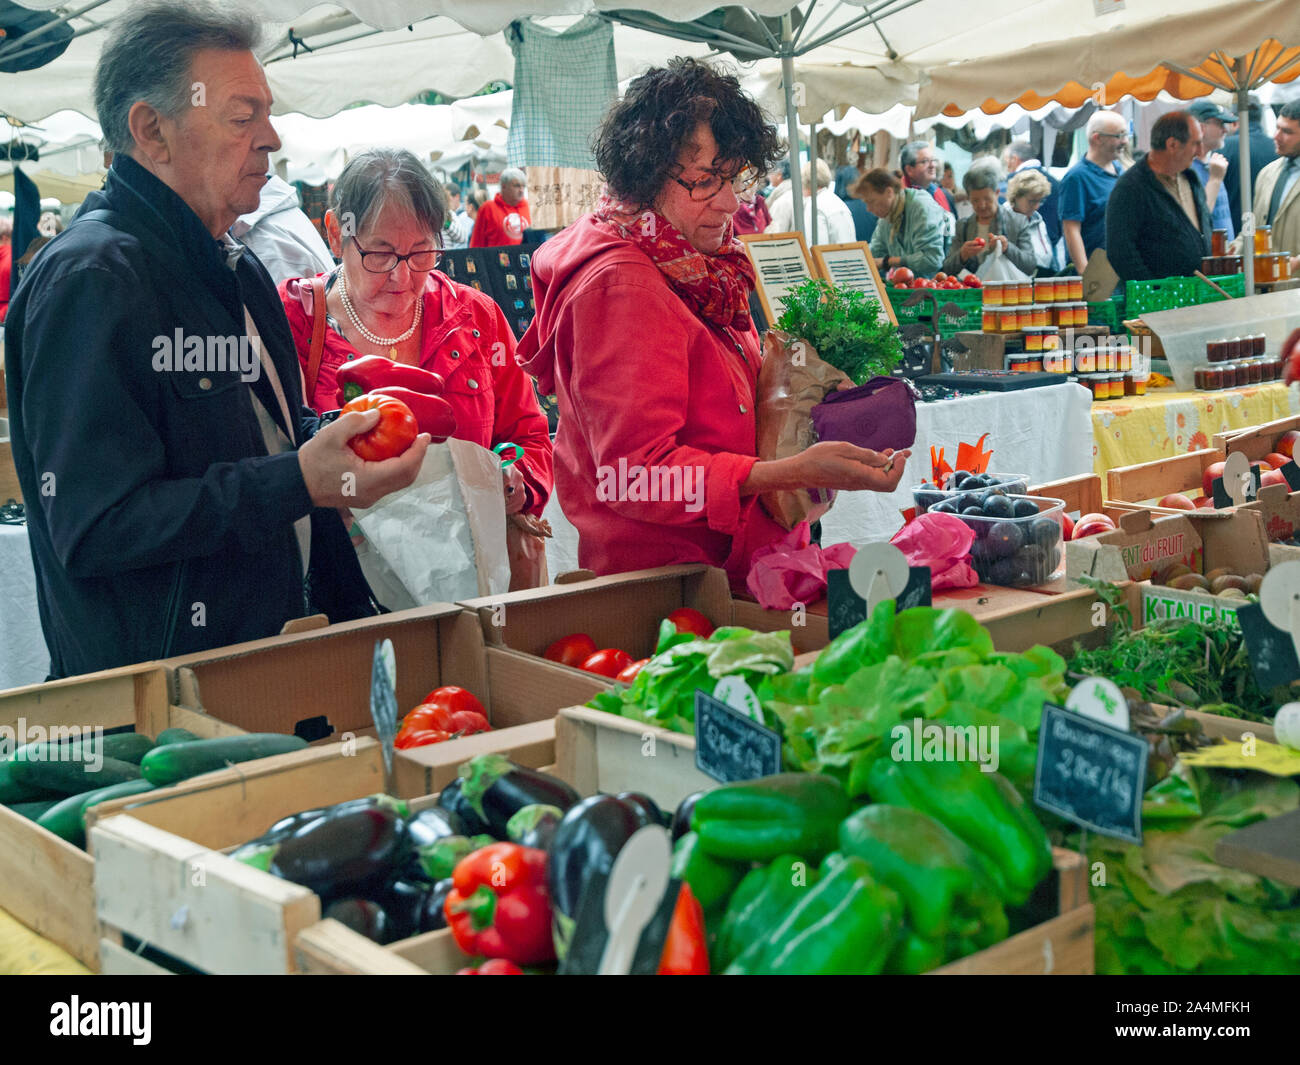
691, 773, 850, 863
838, 804, 1008, 948
670, 831, 748, 914
864, 758, 1052, 906
714, 853, 819, 970
887, 930, 948, 975
726, 854, 902, 975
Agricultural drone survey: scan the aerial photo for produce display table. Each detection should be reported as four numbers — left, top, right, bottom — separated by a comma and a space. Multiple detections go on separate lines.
1091, 382, 1298, 487
541, 381, 1095, 572
0, 523, 49, 690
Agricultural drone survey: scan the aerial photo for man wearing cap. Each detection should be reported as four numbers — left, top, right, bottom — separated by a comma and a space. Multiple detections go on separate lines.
1187, 101, 1234, 242
1251, 100, 1300, 276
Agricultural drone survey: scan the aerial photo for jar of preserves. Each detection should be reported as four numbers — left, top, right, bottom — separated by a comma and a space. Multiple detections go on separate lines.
1195, 367, 1208, 390
997, 306, 1019, 332
1256, 225, 1272, 254
1280, 254, 1293, 281
1029, 304, 1046, 327
982, 281, 1003, 307
1067, 276, 1084, 300
1014, 280, 1030, 304
1256, 334, 1268, 357
1026, 357, 1044, 373
1248, 358, 1264, 385
1024, 328, 1043, 352
982, 308, 998, 332
1130, 374, 1147, 396
1117, 345, 1132, 372
1207, 364, 1226, 389
1075, 348, 1096, 374
1211, 229, 1227, 256
1035, 278, 1056, 302
1042, 327, 1062, 351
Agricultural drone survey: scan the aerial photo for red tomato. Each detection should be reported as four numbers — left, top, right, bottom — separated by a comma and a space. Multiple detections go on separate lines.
617, 658, 650, 684
972, 237, 986, 248
395, 728, 453, 750
580, 649, 634, 678
665, 607, 715, 638
340, 394, 418, 462
419, 686, 487, 718
544, 633, 597, 668
892, 267, 914, 285
963, 275, 983, 288
934, 272, 949, 283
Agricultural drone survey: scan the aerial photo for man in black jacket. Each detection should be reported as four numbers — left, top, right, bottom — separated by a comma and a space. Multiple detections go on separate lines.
1222, 102, 1277, 235
4, 3, 429, 678
1105, 111, 1211, 283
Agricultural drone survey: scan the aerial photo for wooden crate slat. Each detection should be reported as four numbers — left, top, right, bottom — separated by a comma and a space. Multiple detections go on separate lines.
929, 904, 1094, 975
294, 920, 429, 975
98, 938, 176, 975
92, 814, 319, 974
1107, 448, 1223, 504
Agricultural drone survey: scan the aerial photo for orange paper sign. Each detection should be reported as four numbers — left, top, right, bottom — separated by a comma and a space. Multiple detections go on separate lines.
955, 433, 993, 476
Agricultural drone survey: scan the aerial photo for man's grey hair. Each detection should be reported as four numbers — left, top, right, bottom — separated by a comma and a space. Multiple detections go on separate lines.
1087, 110, 1126, 140
1005, 139, 1033, 164
331, 148, 447, 248
962, 160, 1003, 193
499, 167, 527, 187
94, 1, 262, 158
900, 140, 932, 171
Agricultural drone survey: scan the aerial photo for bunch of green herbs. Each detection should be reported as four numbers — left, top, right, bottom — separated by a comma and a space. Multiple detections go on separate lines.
775, 278, 903, 384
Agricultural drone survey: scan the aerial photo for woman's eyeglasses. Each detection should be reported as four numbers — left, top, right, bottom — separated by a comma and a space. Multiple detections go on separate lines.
673, 166, 762, 203
351, 242, 442, 273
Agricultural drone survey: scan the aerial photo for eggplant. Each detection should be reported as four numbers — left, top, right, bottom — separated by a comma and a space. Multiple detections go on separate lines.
419, 878, 455, 932
373, 878, 431, 941
614, 791, 667, 828
547, 794, 658, 957
324, 899, 394, 944
436, 778, 493, 837
406, 807, 466, 848
258, 794, 409, 848
456, 754, 580, 839
506, 803, 563, 850
270, 806, 409, 900
670, 791, 706, 844
410, 833, 495, 882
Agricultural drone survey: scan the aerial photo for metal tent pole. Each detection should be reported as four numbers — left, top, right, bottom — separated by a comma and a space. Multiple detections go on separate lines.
810, 119, 819, 245
1237, 57, 1254, 297
782, 13, 805, 236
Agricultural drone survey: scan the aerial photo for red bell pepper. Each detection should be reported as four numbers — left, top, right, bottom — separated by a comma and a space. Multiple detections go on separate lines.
368, 386, 457, 443
335, 355, 446, 406
457, 959, 524, 975
445, 842, 555, 965
657, 883, 709, 975
394, 727, 453, 750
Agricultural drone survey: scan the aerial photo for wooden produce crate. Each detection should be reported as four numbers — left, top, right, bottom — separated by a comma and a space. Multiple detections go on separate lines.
0, 662, 245, 970
89, 722, 556, 975
162, 602, 606, 797
311, 705, 1092, 975
1212, 414, 1300, 463
1105, 447, 1225, 510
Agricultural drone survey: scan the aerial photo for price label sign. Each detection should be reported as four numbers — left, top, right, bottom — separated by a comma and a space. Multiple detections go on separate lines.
1239, 561, 1300, 689
1212, 451, 1262, 508
1033, 703, 1147, 844
694, 689, 782, 784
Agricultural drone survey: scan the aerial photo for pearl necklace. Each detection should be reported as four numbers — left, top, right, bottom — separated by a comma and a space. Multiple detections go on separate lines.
337, 269, 423, 357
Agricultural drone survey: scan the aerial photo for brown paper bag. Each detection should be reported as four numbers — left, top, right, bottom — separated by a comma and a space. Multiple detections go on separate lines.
756, 330, 852, 530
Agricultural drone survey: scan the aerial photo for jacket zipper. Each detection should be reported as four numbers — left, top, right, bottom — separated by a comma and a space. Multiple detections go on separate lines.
157, 560, 187, 659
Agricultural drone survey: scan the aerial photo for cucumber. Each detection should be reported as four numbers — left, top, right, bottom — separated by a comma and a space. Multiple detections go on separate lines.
140, 733, 309, 786
37, 779, 158, 846
0, 760, 61, 804
7, 798, 61, 821
96, 733, 156, 765
155, 728, 202, 746
10, 747, 143, 795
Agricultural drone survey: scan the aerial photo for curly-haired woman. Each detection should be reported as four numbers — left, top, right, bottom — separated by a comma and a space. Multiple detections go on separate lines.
518, 59, 909, 588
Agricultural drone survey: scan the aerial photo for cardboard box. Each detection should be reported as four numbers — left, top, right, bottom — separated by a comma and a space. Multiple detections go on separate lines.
90, 723, 556, 975
0, 662, 245, 970
160, 602, 607, 797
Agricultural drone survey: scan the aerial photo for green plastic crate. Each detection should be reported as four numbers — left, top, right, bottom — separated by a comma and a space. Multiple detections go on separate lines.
886, 285, 982, 337
1125, 273, 1244, 318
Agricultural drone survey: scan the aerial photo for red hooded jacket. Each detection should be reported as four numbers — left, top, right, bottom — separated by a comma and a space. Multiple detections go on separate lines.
280, 269, 553, 514
517, 215, 786, 586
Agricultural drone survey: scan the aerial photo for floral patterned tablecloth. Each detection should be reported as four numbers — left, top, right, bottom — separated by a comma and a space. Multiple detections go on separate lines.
1093, 383, 1300, 485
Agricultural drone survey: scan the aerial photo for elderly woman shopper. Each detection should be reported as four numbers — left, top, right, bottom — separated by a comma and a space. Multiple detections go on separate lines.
1007, 168, 1057, 272
943, 162, 1038, 276
855, 168, 948, 279
279, 148, 552, 520
518, 59, 909, 587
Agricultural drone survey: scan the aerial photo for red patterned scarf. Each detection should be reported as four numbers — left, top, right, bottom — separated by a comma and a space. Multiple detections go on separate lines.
595, 192, 755, 330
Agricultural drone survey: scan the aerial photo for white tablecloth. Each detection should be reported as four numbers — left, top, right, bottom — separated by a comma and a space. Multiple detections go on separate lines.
0, 524, 50, 690
542, 381, 1095, 574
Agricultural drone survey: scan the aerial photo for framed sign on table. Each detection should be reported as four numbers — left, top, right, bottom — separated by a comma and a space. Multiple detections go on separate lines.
739, 231, 814, 327
811, 242, 897, 325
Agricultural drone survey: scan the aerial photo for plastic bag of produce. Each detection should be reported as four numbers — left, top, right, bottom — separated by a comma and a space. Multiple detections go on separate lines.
975, 244, 1031, 284
755, 330, 852, 530
890, 512, 978, 590
745, 521, 857, 609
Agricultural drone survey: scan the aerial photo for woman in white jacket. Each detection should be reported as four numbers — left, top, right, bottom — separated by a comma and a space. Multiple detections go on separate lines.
766, 159, 856, 245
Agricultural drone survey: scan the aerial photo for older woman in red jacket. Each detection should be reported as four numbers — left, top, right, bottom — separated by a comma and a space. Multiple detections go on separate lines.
280, 148, 552, 518
519, 59, 908, 588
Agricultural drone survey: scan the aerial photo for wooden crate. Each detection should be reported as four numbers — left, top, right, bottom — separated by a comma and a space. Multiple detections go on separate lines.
1213, 414, 1300, 462
295, 706, 1092, 975
0, 662, 244, 970
1106, 447, 1224, 507
89, 722, 556, 975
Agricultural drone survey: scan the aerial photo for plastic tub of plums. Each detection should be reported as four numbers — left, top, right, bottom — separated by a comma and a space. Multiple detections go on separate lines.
912, 470, 1030, 513
942, 493, 1067, 588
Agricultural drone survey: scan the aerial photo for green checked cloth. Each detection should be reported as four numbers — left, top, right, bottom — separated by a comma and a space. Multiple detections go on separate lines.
506, 16, 618, 170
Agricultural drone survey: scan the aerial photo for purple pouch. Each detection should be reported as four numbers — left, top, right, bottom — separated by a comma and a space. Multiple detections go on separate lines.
810, 376, 917, 451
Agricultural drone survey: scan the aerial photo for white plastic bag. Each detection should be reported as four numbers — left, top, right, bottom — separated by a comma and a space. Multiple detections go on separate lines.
350, 438, 510, 608
976, 243, 1031, 283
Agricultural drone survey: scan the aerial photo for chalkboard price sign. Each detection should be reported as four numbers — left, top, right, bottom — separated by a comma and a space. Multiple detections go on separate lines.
694, 690, 782, 784
827, 566, 932, 640
1033, 703, 1146, 844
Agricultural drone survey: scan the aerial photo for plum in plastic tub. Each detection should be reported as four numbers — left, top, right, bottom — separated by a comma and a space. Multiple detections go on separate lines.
953, 495, 1066, 587
912, 471, 1031, 514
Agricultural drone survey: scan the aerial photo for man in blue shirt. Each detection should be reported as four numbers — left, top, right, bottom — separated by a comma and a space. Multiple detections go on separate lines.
1059, 110, 1129, 272
1187, 100, 1234, 242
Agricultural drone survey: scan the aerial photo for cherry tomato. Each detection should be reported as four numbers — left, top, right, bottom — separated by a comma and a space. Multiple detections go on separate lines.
580, 649, 634, 678
340, 393, 418, 462
665, 607, 715, 638
892, 267, 914, 285
395, 728, 453, 750
616, 658, 650, 684
544, 633, 598, 667
972, 237, 986, 248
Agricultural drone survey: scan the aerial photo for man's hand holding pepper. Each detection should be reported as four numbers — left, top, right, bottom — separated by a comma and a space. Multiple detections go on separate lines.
299, 408, 430, 509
